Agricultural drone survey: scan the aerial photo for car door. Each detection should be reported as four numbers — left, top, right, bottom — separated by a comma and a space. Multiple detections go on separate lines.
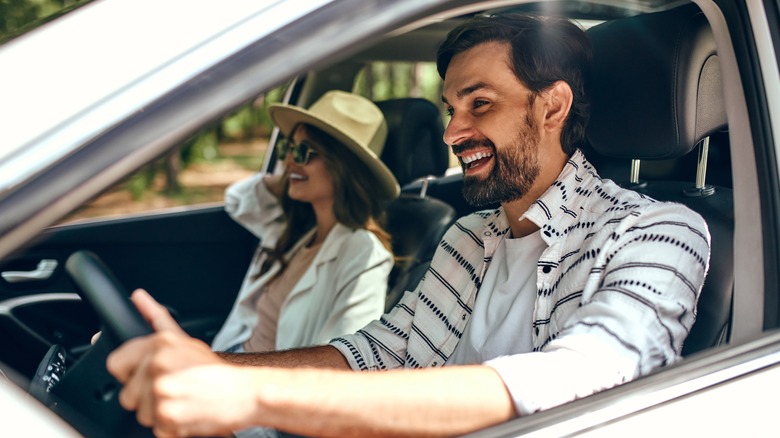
0, 205, 256, 380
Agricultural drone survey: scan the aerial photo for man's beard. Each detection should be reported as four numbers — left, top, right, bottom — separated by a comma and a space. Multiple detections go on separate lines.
456, 115, 541, 207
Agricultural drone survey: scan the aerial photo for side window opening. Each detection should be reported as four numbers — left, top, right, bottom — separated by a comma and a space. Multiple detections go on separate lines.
59, 86, 288, 224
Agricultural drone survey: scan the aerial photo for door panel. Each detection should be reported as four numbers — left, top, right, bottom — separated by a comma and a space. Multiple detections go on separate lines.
0, 294, 96, 380
0, 205, 256, 378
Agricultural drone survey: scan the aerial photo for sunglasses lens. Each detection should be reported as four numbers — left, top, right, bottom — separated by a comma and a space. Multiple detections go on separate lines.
276, 139, 290, 160
277, 139, 315, 164
291, 142, 310, 164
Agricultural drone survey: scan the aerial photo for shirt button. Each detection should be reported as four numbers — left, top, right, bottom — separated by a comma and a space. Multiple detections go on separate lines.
542, 266, 552, 274
484, 231, 491, 236
432, 361, 439, 366
461, 314, 467, 320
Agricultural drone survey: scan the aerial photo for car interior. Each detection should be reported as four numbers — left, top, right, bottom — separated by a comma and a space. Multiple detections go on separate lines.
374, 97, 457, 311
383, 2, 733, 355
585, 3, 732, 356
0, 0, 741, 435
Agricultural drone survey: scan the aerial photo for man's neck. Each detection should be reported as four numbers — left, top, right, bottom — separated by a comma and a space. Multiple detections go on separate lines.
501, 201, 540, 239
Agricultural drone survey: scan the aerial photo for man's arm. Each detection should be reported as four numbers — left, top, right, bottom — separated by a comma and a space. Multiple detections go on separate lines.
218, 344, 350, 369
240, 364, 515, 438
108, 289, 515, 438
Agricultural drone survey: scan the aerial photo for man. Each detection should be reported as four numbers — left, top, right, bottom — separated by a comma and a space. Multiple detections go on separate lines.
107, 13, 710, 438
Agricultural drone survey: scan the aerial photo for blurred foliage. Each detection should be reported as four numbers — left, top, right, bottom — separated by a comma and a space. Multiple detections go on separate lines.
0, 0, 93, 44
126, 165, 158, 201
126, 86, 289, 198
183, 87, 287, 165
355, 62, 443, 105
355, 62, 448, 127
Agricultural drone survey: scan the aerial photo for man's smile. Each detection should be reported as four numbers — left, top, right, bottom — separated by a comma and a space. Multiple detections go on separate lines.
458, 149, 494, 174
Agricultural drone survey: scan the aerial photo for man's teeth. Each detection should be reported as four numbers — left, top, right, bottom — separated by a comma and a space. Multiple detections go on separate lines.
461, 151, 493, 164
289, 173, 307, 180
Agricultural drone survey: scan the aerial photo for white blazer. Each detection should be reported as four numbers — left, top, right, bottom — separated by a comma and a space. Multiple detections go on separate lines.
211, 174, 392, 352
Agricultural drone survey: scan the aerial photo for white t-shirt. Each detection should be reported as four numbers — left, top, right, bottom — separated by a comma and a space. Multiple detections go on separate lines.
447, 230, 547, 365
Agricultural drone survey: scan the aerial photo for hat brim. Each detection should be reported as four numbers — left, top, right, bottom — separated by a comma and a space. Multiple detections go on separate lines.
269, 103, 400, 200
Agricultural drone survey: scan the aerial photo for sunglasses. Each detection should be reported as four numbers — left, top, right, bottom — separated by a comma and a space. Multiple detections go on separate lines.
276, 138, 318, 165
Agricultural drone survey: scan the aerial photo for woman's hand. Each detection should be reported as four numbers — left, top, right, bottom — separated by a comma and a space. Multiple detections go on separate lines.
263, 174, 286, 199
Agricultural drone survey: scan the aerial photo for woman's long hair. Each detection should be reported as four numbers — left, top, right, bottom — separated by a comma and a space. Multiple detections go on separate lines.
262, 124, 392, 276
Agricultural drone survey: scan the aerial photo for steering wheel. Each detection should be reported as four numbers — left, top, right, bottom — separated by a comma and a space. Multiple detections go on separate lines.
33, 250, 153, 437
65, 251, 152, 343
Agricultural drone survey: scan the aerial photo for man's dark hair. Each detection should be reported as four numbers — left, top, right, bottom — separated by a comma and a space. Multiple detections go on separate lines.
436, 13, 591, 155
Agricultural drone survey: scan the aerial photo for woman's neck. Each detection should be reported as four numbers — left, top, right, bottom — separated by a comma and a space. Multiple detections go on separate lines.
310, 201, 337, 247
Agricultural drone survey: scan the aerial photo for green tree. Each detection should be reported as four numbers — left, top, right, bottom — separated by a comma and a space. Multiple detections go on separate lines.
0, 0, 92, 44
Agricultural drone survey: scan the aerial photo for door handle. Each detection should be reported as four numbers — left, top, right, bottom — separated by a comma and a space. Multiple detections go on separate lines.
2, 259, 58, 283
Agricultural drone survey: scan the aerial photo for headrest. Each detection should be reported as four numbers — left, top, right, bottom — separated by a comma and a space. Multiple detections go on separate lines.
376, 98, 450, 187
586, 3, 727, 159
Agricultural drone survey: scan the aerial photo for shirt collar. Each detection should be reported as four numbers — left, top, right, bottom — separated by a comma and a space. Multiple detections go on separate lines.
480, 208, 513, 241
309, 223, 354, 264
519, 149, 601, 245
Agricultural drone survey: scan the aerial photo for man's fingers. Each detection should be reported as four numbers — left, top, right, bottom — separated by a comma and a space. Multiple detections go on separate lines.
108, 288, 186, 383
107, 337, 150, 383
128, 375, 156, 429
130, 289, 186, 334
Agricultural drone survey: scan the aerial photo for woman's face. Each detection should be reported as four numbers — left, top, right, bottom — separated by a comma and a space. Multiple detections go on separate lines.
284, 125, 335, 208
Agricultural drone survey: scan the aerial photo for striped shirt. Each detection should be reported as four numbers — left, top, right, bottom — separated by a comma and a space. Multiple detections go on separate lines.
330, 149, 710, 414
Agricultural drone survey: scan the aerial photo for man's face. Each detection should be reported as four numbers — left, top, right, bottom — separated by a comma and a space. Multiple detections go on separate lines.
442, 41, 542, 207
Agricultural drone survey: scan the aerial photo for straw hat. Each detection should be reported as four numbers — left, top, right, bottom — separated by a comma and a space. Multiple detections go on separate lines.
268, 91, 400, 200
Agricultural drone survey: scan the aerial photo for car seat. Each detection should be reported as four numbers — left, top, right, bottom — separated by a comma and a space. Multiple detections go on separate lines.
383, 195, 455, 312
376, 97, 450, 187
586, 3, 733, 356
375, 97, 456, 311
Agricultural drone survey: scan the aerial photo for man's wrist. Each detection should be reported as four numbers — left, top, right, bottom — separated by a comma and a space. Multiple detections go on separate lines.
245, 367, 288, 432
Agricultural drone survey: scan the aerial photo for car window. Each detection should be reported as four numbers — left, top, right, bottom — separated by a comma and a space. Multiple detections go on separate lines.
59, 86, 287, 223
63, 60, 459, 224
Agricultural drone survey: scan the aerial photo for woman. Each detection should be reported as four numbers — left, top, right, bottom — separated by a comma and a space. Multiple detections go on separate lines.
210, 90, 400, 353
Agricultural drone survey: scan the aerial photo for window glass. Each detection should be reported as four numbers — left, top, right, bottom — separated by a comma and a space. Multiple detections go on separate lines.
60, 86, 287, 223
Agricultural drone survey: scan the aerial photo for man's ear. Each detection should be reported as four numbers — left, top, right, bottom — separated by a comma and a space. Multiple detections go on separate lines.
542, 81, 573, 132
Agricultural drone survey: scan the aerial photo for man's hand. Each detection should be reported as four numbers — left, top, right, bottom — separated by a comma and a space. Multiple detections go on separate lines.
106, 289, 262, 437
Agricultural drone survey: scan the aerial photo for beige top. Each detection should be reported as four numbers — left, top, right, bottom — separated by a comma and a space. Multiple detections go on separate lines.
243, 240, 323, 352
